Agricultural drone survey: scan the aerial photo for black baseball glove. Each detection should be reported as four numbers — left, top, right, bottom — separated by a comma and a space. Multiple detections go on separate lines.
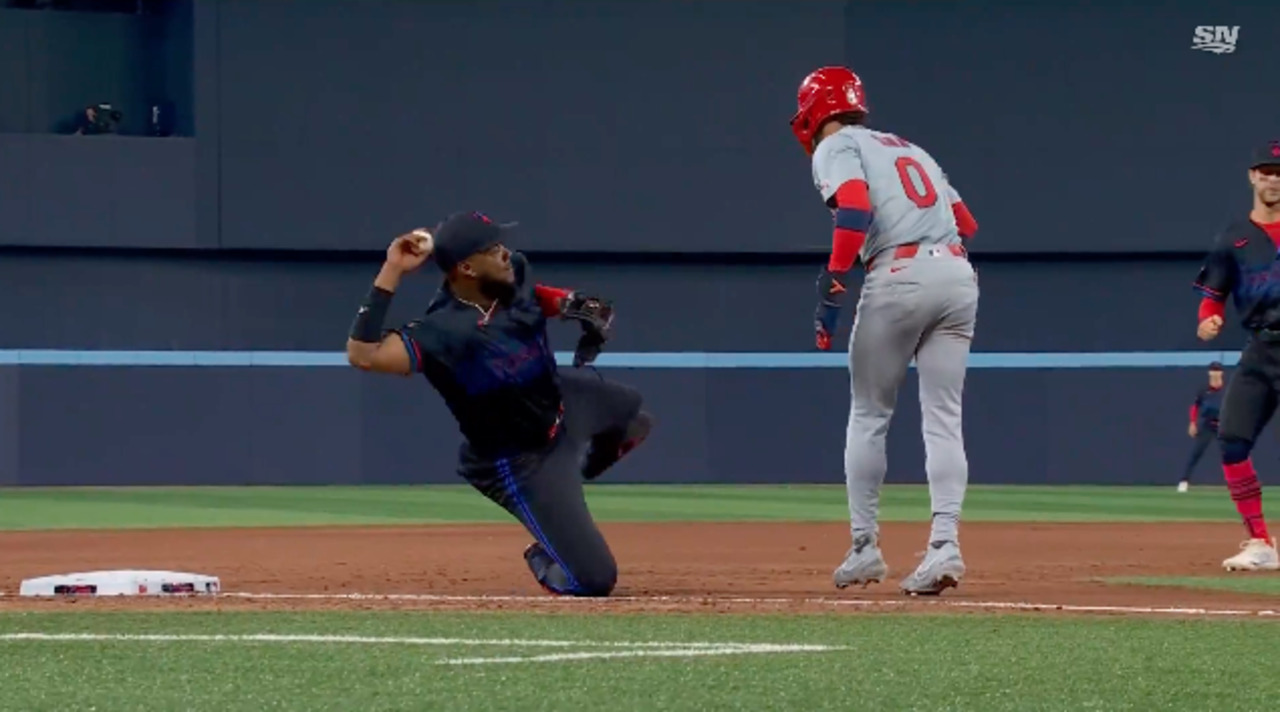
560, 293, 614, 367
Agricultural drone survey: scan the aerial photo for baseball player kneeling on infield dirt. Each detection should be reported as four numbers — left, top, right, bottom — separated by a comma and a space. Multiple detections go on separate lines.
345, 212, 654, 597
790, 66, 981, 596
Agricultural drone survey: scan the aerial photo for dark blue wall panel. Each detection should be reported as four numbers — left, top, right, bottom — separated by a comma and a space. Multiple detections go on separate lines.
0, 251, 1248, 488
7, 365, 1269, 486
0, 253, 1230, 353
0, 7, 153, 134
0, 12, 31, 134
193, 0, 1280, 254
0, 367, 17, 487
146, 0, 196, 137
0, 135, 200, 248
209, 0, 844, 252
844, 0, 1278, 254
8, 0, 1273, 253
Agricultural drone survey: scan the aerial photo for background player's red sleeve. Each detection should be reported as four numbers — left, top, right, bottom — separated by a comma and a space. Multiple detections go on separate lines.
534, 285, 571, 317
1189, 404, 1199, 424
1198, 297, 1225, 322
829, 180, 871, 272
951, 201, 978, 239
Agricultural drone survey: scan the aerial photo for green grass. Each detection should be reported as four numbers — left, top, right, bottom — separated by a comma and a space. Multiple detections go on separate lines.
0, 611, 1274, 711
1108, 575, 1280, 596
0, 487, 1265, 710
0, 484, 1238, 531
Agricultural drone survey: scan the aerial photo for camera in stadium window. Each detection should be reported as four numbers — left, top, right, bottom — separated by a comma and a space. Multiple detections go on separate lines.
74, 103, 122, 135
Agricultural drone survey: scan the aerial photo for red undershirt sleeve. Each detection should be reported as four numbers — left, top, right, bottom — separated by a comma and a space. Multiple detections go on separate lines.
829, 180, 871, 272
1198, 297, 1225, 323
534, 285, 571, 317
951, 201, 978, 240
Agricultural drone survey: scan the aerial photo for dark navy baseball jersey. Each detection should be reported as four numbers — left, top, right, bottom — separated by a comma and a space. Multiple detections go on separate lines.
394, 252, 563, 457
1192, 386, 1224, 426
1193, 220, 1280, 332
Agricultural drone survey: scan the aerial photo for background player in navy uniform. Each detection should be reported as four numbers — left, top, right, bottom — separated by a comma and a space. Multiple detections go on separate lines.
345, 212, 653, 596
1178, 361, 1225, 493
1192, 141, 1280, 571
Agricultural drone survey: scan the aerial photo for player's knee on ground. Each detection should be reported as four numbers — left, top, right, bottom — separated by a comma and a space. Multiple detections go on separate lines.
527, 545, 617, 597
1219, 436, 1253, 465
553, 553, 616, 597
572, 558, 618, 597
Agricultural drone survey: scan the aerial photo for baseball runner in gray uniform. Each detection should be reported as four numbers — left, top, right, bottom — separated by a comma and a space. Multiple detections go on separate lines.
789, 66, 981, 596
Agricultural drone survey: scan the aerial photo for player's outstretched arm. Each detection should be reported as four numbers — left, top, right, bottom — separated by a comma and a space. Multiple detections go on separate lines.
345, 230, 432, 376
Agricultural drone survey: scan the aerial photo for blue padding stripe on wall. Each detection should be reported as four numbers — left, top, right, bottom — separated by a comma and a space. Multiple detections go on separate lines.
0, 350, 1237, 369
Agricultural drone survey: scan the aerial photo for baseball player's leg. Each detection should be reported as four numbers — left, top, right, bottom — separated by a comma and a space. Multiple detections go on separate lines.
900, 260, 978, 595
558, 369, 653, 480
460, 434, 618, 597
1181, 428, 1214, 484
834, 272, 927, 587
1216, 353, 1279, 571
915, 272, 979, 544
499, 437, 619, 596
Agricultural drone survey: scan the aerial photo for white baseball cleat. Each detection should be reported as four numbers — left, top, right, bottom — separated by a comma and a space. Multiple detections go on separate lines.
1177, 481, 1189, 493
1222, 537, 1280, 572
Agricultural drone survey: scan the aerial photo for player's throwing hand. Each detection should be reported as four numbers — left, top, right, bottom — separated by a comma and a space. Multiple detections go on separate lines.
1198, 315, 1223, 341
385, 229, 433, 273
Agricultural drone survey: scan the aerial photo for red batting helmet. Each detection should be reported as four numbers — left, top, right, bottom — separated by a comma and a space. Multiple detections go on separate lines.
789, 66, 868, 155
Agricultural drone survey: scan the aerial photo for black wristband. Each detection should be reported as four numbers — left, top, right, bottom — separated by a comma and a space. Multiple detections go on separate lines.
349, 285, 394, 343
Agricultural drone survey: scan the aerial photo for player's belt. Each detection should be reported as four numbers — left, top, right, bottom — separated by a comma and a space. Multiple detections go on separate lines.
866, 242, 966, 271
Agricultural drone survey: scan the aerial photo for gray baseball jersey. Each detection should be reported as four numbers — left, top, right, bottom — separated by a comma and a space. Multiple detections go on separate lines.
812, 125, 963, 264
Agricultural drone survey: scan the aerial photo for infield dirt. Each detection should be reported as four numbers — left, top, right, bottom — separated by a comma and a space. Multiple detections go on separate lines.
0, 522, 1274, 615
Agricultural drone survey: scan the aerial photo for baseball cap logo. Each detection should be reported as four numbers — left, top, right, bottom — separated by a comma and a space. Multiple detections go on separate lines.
471, 211, 492, 224
1271, 143, 1279, 157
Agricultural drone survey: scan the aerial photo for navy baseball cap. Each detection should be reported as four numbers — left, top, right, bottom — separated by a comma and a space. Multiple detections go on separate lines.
1250, 141, 1280, 170
431, 211, 518, 272
1209, 361, 1224, 371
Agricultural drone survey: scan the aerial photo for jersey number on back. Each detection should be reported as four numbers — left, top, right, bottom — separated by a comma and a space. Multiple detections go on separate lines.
894, 156, 938, 209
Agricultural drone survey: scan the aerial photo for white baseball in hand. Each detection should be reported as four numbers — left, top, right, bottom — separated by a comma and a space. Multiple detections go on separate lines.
410, 229, 434, 254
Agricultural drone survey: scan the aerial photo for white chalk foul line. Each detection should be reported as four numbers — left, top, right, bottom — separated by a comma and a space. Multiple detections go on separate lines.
0, 633, 799, 649
0, 633, 849, 666
7, 589, 1276, 618
220, 591, 1280, 617
438, 644, 844, 666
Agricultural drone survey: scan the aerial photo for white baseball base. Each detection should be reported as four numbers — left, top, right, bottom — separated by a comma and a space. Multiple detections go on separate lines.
19, 570, 221, 596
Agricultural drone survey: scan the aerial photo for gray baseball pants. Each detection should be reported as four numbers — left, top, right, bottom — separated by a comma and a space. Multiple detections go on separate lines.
843, 246, 979, 544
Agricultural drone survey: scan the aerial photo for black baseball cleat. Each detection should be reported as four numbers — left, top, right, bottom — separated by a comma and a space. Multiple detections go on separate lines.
582, 411, 653, 481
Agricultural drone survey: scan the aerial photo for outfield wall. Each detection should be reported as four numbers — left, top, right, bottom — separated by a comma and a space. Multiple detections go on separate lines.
0, 252, 1261, 488
0, 360, 1269, 488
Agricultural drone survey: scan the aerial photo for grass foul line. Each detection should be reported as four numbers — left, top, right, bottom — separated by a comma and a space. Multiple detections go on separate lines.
0, 633, 811, 649
223, 592, 1280, 617
438, 644, 846, 666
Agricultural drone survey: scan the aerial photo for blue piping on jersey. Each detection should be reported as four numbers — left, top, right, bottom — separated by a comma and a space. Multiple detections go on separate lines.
396, 331, 419, 373
498, 457, 581, 595
0, 349, 1239, 369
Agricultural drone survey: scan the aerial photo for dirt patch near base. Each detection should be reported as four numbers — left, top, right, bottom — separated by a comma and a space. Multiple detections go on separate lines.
0, 522, 1275, 617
